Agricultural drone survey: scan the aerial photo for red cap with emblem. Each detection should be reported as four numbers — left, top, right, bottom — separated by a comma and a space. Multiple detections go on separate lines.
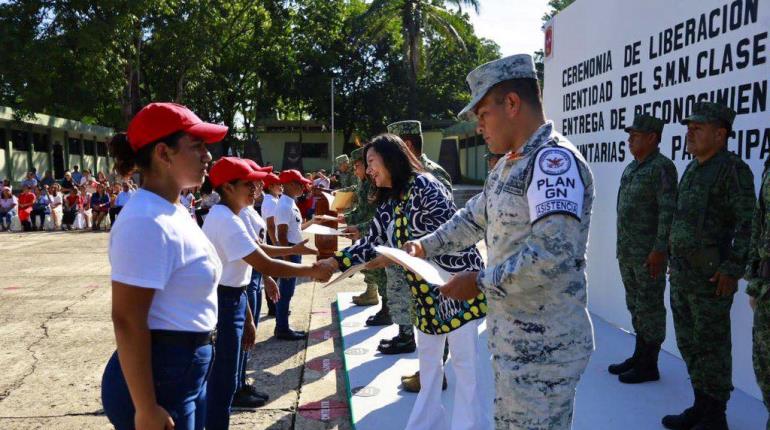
209, 157, 268, 188
243, 159, 273, 173
279, 169, 312, 185
127, 103, 229, 152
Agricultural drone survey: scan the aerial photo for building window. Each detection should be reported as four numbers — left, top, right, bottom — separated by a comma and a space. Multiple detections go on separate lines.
0, 130, 6, 151
84, 140, 96, 156
96, 141, 107, 156
12, 130, 29, 151
68, 138, 82, 155
299, 142, 329, 159
32, 133, 50, 153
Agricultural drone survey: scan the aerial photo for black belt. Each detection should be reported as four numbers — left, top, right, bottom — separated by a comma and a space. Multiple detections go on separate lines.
150, 329, 213, 347
217, 285, 247, 294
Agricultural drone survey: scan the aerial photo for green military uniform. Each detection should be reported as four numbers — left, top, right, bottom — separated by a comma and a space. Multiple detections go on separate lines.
667, 102, 755, 426
746, 158, 770, 429
387, 120, 453, 192
344, 147, 387, 306
614, 115, 677, 380
335, 154, 355, 190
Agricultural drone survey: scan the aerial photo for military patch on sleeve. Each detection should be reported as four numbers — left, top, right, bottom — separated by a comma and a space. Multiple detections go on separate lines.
527, 147, 584, 224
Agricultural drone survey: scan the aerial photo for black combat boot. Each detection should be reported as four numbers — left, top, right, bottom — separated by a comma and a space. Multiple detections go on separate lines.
662, 388, 704, 429
691, 394, 729, 430
609, 336, 641, 375
618, 339, 661, 384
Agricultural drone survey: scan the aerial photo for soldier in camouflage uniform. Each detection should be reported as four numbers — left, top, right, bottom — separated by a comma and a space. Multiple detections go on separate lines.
341, 148, 390, 323
610, 114, 677, 384
745, 158, 770, 430
406, 54, 595, 430
334, 154, 355, 189
664, 102, 755, 430
387, 120, 453, 192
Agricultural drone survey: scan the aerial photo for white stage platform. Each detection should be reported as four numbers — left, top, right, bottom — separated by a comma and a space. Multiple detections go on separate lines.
336, 292, 767, 430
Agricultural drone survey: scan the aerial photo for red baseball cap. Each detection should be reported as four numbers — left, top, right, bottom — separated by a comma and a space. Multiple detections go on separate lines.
243, 159, 273, 173
263, 173, 281, 186
279, 169, 312, 185
127, 102, 229, 152
209, 157, 268, 188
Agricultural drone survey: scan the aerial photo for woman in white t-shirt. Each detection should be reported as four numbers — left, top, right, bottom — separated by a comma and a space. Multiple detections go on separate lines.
49, 183, 63, 230
0, 187, 17, 231
202, 157, 331, 429
260, 174, 282, 245
100, 102, 228, 430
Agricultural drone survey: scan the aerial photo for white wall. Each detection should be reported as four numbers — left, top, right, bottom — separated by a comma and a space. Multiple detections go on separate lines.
543, 0, 769, 399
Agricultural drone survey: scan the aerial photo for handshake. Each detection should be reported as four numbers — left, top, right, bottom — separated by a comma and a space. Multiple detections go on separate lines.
309, 258, 340, 282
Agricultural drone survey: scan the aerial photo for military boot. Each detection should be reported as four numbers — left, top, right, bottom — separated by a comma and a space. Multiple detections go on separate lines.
366, 303, 392, 326
378, 326, 415, 355
691, 395, 728, 430
619, 339, 661, 384
609, 336, 641, 375
662, 388, 704, 429
401, 371, 448, 392
352, 284, 379, 306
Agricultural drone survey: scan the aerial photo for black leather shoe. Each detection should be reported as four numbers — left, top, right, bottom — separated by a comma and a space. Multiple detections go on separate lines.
231, 390, 266, 409
274, 329, 308, 340
662, 389, 704, 429
366, 309, 393, 326
244, 385, 269, 401
377, 337, 416, 354
609, 337, 641, 375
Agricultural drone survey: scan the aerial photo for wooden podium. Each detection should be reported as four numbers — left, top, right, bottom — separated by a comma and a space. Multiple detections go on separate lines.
313, 191, 338, 259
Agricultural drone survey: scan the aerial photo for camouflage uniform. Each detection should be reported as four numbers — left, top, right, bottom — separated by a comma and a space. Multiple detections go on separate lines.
669, 102, 754, 404
344, 147, 387, 302
386, 120, 453, 192
335, 154, 355, 189
746, 158, 770, 429
616, 115, 677, 346
418, 54, 595, 430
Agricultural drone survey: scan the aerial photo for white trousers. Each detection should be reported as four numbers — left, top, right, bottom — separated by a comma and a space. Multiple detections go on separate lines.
405, 319, 485, 430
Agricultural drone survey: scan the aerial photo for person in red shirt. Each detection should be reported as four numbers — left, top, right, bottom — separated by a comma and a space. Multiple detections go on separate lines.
62, 187, 83, 230
17, 186, 36, 232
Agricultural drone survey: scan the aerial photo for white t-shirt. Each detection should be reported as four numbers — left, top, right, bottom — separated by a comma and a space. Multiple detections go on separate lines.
180, 193, 195, 215
261, 194, 279, 219
313, 177, 330, 189
50, 194, 63, 208
202, 205, 259, 288
109, 189, 222, 332
239, 206, 267, 245
275, 194, 303, 244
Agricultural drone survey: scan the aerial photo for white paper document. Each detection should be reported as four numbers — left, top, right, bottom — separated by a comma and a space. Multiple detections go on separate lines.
303, 224, 346, 236
323, 263, 367, 288
313, 214, 342, 223
374, 246, 452, 285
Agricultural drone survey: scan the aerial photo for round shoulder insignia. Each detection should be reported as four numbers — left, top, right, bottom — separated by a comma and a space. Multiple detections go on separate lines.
538, 148, 572, 175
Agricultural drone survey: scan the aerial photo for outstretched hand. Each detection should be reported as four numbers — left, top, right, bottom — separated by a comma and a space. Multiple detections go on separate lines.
402, 241, 425, 258
709, 272, 737, 297
291, 239, 319, 256
438, 271, 481, 301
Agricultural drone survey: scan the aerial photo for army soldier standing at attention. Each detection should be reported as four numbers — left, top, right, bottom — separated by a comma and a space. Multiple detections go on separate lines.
335, 154, 355, 189
387, 120, 452, 192
610, 114, 677, 384
405, 53, 595, 430
664, 101, 755, 430
745, 157, 770, 430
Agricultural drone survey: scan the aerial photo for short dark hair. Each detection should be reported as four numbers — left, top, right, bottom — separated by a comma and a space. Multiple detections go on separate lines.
364, 134, 424, 205
490, 78, 543, 111
401, 134, 423, 153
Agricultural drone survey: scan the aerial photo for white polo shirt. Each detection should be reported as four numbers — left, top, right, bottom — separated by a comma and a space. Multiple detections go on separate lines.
275, 194, 303, 245
239, 205, 267, 245
109, 189, 222, 332
202, 205, 260, 288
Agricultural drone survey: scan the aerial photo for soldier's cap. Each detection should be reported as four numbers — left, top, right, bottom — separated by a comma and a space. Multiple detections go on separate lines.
350, 147, 365, 163
484, 152, 504, 159
624, 114, 665, 134
459, 54, 537, 121
387, 120, 422, 137
681, 101, 737, 129
335, 154, 350, 165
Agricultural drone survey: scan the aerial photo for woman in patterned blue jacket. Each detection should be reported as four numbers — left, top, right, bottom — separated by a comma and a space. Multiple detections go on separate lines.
320, 133, 488, 430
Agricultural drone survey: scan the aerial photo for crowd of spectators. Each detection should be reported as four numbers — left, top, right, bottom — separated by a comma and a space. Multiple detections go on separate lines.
0, 165, 139, 232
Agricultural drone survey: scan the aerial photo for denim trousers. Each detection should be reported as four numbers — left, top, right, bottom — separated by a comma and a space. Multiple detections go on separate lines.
237, 271, 262, 389
275, 254, 301, 332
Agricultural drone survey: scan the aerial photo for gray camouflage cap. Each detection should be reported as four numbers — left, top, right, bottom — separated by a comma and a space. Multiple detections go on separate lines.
386, 120, 422, 136
625, 114, 665, 134
459, 54, 537, 120
681, 101, 737, 128
335, 154, 350, 166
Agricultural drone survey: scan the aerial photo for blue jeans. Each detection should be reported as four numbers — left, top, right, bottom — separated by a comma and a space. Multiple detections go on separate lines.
276, 254, 301, 332
237, 271, 262, 389
101, 340, 213, 430
205, 287, 247, 430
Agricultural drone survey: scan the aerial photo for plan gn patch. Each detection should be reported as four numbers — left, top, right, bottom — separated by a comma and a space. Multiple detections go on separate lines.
527, 145, 584, 224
